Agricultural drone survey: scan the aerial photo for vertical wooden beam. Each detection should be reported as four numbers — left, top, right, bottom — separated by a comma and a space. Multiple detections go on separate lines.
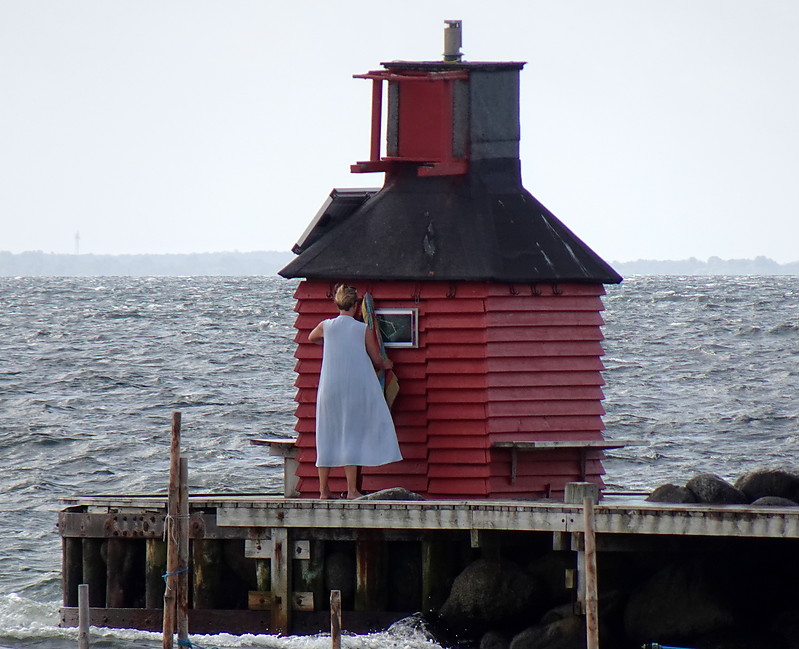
271, 527, 291, 634
81, 538, 105, 608
106, 538, 135, 608
146, 539, 167, 609
78, 583, 90, 649
369, 79, 383, 162
62, 536, 82, 607
162, 411, 181, 649
356, 532, 388, 611
330, 590, 342, 649
255, 558, 271, 592
294, 540, 324, 612
583, 497, 599, 649
177, 457, 189, 642
192, 539, 221, 610
421, 536, 460, 614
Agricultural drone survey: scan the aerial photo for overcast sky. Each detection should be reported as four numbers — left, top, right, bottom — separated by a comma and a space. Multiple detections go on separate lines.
1, 1, 797, 263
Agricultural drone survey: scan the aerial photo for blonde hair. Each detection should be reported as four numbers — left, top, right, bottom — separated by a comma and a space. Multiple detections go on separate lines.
334, 285, 359, 311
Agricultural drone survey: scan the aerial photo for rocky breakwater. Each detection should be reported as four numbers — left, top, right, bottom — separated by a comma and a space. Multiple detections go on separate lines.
425, 469, 799, 649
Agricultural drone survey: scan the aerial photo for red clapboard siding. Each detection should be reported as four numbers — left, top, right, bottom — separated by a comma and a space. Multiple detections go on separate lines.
486, 386, 605, 401
487, 400, 606, 417
486, 311, 605, 327
486, 357, 605, 372
486, 371, 604, 387
427, 421, 488, 437
427, 478, 488, 495
486, 326, 604, 342
485, 341, 605, 357
488, 418, 606, 435
428, 448, 489, 464
287, 279, 611, 499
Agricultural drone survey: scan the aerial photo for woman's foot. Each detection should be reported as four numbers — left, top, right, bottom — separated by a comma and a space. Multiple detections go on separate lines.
346, 490, 363, 500
319, 491, 332, 500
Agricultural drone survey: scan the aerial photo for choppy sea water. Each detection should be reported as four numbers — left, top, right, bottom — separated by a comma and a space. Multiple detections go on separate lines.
1, 275, 797, 648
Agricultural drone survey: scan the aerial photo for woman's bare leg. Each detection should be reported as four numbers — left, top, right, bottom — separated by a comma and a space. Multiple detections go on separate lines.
344, 466, 362, 499
318, 467, 331, 499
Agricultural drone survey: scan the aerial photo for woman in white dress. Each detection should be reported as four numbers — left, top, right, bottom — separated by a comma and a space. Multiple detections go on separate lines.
308, 285, 402, 499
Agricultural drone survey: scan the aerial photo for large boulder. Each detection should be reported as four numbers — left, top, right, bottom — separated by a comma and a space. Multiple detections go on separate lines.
750, 496, 799, 507
646, 483, 698, 503
685, 473, 747, 504
526, 553, 574, 606
480, 630, 511, 649
509, 615, 584, 649
624, 560, 735, 643
438, 559, 542, 635
734, 468, 799, 503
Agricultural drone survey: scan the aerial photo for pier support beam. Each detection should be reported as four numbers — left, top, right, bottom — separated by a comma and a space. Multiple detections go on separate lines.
146, 539, 167, 609
271, 527, 291, 633
356, 532, 388, 612
63, 537, 82, 607
192, 539, 222, 609
82, 538, 106, 608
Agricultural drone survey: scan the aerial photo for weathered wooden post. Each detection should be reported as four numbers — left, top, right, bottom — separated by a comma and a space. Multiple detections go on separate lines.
162, 411, 181, 649
177, 457, 189, 643
583, 497, 599, 649
330, 589, 342, 649
78, 583, 90, 649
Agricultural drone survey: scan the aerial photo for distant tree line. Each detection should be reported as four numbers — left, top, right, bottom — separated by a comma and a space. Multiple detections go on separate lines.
611, 256, 799, 276
0, 251, 295, 277
1, 251, 797, 277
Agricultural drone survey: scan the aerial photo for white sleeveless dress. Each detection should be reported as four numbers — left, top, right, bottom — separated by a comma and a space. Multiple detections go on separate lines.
315, 315, 402, 467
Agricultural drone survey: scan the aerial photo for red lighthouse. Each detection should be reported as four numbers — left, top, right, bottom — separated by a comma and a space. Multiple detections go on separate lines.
279, 23, 622, 500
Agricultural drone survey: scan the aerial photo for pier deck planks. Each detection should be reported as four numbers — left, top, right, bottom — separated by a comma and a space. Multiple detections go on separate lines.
59, 494, 799, 539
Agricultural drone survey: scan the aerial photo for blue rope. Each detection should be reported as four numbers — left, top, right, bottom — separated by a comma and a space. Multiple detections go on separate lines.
176, 638, 220, 649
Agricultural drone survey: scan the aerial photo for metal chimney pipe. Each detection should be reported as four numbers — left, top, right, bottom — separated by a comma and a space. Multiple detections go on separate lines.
443, 20, 463, 62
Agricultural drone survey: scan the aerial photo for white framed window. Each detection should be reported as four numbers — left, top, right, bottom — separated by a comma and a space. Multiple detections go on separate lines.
375, 308, 418, 348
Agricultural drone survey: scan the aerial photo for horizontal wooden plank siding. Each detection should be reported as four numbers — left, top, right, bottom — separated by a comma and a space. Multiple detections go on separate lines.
484, 283, 609, 498
290, 280, 430, 497
287, 279, 611, 500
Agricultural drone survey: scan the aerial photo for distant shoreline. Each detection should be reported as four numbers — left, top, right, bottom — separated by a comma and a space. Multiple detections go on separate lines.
0, 251, 797, 277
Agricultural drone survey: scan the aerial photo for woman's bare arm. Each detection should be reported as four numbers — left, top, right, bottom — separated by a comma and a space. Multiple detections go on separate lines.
308, 322, 325, 344
365, 328, 393, 370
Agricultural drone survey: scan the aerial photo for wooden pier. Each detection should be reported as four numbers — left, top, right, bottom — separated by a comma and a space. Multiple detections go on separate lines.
58, 491, 799, 636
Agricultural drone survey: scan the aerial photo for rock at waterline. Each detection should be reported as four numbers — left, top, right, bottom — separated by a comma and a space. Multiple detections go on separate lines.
623, 559, 734, 643
438, 558, 542, 635
646, 483, 698, 503
480, 629, 511, 649
685, 473, 747, 504
509, 615, 585, 649
750, 495, 799, 507
734, 468, 799, 503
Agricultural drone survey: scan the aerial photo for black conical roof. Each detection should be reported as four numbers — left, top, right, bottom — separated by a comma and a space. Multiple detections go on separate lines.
279, 159, 621, 284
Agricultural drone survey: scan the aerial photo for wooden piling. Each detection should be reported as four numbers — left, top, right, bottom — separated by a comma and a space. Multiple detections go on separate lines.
145, 539, 167, 609
271, 527, 291, 634
355, 532, 388, 612
81, 538, 105, 608
63, 537, 82, 608
162, 411, 181, 649
192, 539, 222, 609
177, 457, 189, 643
106, 539, 136, 608
330, 590, 342, 649
295, 539, 325, 612
583, 497, 599, 649
78, 583, 90, 649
